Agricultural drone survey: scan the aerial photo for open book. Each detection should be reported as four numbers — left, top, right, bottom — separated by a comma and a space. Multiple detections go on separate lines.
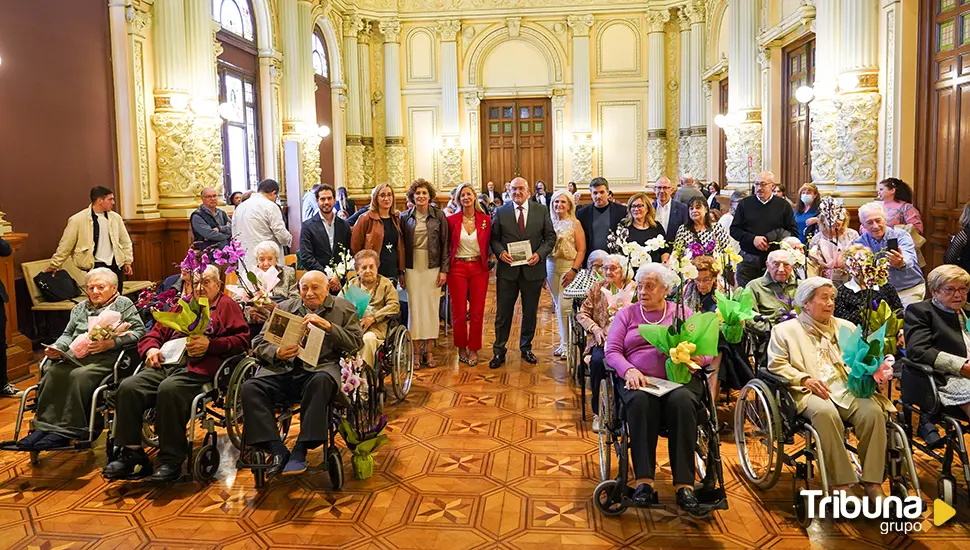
159, 337, 187, 366
636, 376, 683, 397
263, 308, 326, 365
43, 344, 86, 368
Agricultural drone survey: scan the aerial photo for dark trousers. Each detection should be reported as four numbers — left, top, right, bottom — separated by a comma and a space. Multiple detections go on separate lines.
617, 376, 703, 486
114, 366, 211, 465
0, 304, 6, 387
492, 276, 544, 356
736, 258, 766, 288
589, 346, 606, 415
241, 368, 336, 448
94, 260, 125, 287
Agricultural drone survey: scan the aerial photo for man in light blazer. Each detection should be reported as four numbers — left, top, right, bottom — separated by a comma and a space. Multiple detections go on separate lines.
489, 177, 557, 369
653, 176, 689, 244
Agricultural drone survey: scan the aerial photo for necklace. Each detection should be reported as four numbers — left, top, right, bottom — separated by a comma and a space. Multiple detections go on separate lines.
639, 301, 668, 325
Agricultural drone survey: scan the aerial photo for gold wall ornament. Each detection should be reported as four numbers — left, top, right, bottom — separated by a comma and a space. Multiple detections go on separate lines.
646, 137, 667, 183
570, 141, 594, 184
362, 138, 376, 190
188, 116, 225, 195
834, 92, 881, 185
385, 144, 407, 191
301, 133, 323, 192
346, 142, 366, 194
665, 19, 680, 180
440, 145, 463, 189
152, 111, 194, 197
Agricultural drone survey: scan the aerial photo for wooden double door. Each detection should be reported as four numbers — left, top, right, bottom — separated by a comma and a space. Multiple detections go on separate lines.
481, 98, 553, 193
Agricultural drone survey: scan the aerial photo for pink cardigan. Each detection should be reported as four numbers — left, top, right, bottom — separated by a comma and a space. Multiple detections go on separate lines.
605, 301, 711, 380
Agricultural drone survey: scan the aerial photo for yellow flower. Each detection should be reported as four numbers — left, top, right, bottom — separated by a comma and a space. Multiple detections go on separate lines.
670, 341, 700, 371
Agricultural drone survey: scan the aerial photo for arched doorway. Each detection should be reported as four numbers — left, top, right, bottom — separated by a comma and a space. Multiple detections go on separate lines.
312, 28, 335, 188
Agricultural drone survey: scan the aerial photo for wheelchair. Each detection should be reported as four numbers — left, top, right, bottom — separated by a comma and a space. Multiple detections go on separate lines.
566, 297, 589, 420
897, 358, 970, 507
223, 355, 384, 489
592, 361, 729, 518
131, 353, 248, 483
374, 318, 414, 406
734, 368, 923, 527
1, 346, 140, 465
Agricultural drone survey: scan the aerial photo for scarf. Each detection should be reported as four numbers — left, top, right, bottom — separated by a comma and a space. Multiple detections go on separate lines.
796, 311, 847, 383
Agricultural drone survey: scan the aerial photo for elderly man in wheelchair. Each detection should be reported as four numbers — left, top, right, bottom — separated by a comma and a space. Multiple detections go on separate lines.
342, 249, 400, 370
16, 268, 145, 451
103, 264, 249, 482
241, 270, 364, 478
765, 277, 895, 499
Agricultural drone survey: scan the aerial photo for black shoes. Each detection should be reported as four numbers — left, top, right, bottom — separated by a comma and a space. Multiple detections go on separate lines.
676, 487, 702, 515
104, 447, 154, 480
266, 449, 290, 478
489, 355, 506, 370
520, 351, 538, 364
631, 483, 658, 506
151, 463, 182, 483
918, 421, 945, 449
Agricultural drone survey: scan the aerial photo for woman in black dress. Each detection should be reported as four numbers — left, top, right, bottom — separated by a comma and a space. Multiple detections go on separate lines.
616, 191, 669, 264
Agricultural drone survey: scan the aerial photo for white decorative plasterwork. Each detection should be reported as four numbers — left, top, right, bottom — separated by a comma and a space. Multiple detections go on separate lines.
465, 93, 481, 188
688, 133, 708, 181
724, 122, 763, 186
567, 14, 594, 37
645, 9, 670, 33
125, 6, 150, 38
437, 20, 461, 41
571, 142, 594, 184
465, 23, 566, 86
884, 8, 896, 177
188, 116, 225, 194
678, 134, 690, 178
440, 146, 463, 188
152, 112, 193, 197
809, 98, 838, 183
595, 19, 642, 78
463, 25, 476, 41
646, 137, 667, 183
131, 38, 152, 206
506, 17, 522, 37
343, 13, 364, 38
834, 92, 881, 185
379, 19, 401, 43
406, 28, 438, 83
385, 144, 407, 191
553, 91, 566, 187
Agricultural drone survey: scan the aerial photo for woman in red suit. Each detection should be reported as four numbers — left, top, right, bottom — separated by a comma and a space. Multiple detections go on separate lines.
447, 182, 493, 366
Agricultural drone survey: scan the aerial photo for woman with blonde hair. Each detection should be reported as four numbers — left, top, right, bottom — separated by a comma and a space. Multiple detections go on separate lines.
351, 183, 405, 282
447, 182, 493, 365
547, 190, 586, 357
621, 192, 668, 263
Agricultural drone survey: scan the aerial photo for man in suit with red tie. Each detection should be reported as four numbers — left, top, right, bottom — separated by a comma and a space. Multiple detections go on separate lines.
489, 178, 557, 369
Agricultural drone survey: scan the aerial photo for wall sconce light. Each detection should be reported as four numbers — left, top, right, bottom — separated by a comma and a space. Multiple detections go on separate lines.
794, 85, 815, 104
317, 125, 331, 138
218, 102, 234, 120
838, 73, 859, 92
169, 94, 189, 111
713, 113, 728, 128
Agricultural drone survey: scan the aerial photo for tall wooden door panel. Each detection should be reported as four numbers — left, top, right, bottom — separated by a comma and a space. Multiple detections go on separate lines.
915, 0, 970, 268
481, 98, 552, 192
782, 37, 814, 200
718, 78, 728, 189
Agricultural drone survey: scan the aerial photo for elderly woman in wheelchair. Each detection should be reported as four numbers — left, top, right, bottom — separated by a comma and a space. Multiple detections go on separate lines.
342, 249, 401, 369
603, 263, 713, 515
765, 277, 895, 499
241, 270, 364, 478
103, 265, 249, 482
17, 268, 145, 451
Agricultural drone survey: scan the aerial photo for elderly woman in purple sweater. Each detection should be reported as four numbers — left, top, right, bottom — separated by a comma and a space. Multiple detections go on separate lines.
605, 263, 711, 515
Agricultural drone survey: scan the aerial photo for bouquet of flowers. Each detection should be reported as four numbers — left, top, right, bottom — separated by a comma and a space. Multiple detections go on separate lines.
325, 250, 356, 286
608, 225, 666, 269
135, 285, 180, 325
69, 309, 134, 359
715, 287, 757, 344
839, 322, 893, 399
337, 415, 389, 480
339, 354, 369, 399
150, 244, 229, 339
638, 312, 720, 384
601, 284, 635, 321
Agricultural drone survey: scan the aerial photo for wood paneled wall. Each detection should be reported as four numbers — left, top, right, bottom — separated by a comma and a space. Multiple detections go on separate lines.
126, 218, 194, 283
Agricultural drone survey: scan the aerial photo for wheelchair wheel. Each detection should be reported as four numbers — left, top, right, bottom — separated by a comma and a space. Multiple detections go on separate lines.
252, 450, 267, 489
794, 491, 812, 528
845, 427, 864, 482
734, 380, 782, 490
388, 325, 413, 403
597, 375, 614, 482
593, 479, 628, 517
225, 357, 260, 452
141, 408, 158, 448
695, 428, 709, 481
327, 448, 344, 491
938, 475, 956, 507
193, 443, 220, 483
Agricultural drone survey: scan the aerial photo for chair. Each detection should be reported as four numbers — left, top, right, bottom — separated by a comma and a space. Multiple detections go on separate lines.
21, 258, 154, 312
284, 254, 297, 268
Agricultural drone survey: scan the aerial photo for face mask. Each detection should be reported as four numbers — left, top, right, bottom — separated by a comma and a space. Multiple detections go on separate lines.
800, 194, 814, 205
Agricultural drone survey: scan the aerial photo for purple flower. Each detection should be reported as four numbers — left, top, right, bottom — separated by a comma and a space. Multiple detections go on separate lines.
212, 248, 227, 265
179, 251, 199, 273
689, 242, 704, 257
704, 240, 716, 253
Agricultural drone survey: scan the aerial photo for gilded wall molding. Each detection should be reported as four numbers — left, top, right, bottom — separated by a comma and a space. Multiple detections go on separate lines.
596, 100, 641, 185
595, 18, 642, 78
465, 93, 482, 188
440, 146, 463, 189
465, 22, 566, 87
883, 7, 895, 177
152, 111, 193, 199
406, 27, 438, 83
347, 143, 366, 193
665, 19, 680, 179
386, 144, 408, 191
552, 90, 566, 187
688, 133, 708, 180
646, 137, 667, 183
302, 133, 323, 192
809, 98, 838, 183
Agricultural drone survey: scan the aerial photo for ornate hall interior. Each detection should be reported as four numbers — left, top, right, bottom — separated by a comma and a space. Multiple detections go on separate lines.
1, 0, 970, 548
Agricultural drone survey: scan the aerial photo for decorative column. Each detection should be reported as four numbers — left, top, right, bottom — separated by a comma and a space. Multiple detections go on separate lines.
567, 14, 594, 184
280, 0, 303, 135
358, 22, 376, 191
380, 19, 406, 191
185, 0, 224, 197
809, 0, 841, 189
686, 0, 707, 181
465, 93, 482, 188
834, 0, 880, 204
881, 0, 903, 178
677, 10, 691, 179
151, 0, 194, 212
646, 9, 670, 184
552, 90, 567, 188
111, 3, 157, 219
343, 14, 365, 194
438, 20, 462, 189
724, 0, 762, 189
297, 0, 321, 192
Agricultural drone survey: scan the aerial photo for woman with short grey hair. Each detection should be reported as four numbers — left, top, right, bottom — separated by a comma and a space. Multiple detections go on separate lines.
18, 268, 146, 450
235, 240, 298, 338
563, 249, 609, 299
768, 276, 892, 498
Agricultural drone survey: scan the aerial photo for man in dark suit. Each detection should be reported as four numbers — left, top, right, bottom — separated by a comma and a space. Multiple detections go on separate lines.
490, 177, 557, 368
653, 176, 689, 243
0, 236, 21, 397
300, 184, 351, 292
576, 177, 626, 263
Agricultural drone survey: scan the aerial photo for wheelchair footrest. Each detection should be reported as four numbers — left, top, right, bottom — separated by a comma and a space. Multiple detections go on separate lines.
0, 442, 78, 453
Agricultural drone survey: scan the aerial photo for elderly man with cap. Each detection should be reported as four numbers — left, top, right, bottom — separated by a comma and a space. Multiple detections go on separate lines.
241, 270, 364, 477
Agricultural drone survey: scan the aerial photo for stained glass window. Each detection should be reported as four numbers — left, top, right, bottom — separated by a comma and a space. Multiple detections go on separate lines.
220, 69, 260, 193
214, 0, 254, 42
312, 33, 329, 79
939, 19, 956, 52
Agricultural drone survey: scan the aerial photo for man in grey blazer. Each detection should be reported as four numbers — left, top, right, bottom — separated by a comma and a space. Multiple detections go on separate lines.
241, 271, 364, 477
489, 177, 557, 369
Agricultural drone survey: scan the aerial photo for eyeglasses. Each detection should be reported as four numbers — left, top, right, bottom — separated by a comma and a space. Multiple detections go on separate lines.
939, 286, 969, 296
655, 186, 673, 192
640, 283, 662, 292
695, 277, 715, 284
756, 182, 775, 188
603, 265, 622, 272
629, 203, 645, 210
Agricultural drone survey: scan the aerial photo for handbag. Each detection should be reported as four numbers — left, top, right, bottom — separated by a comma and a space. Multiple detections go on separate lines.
34, 270, 82, 302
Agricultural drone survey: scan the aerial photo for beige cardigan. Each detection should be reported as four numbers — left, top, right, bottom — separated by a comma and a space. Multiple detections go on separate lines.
767, 316, 894, 414
344, 275, 400, 340
50, 207, 134, 270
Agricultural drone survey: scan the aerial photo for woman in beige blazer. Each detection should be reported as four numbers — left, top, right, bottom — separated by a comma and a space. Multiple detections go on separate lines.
767, 277, 894, 497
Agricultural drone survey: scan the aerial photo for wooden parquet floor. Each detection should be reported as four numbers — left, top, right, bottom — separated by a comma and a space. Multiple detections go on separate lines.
0, 280, 968, 549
